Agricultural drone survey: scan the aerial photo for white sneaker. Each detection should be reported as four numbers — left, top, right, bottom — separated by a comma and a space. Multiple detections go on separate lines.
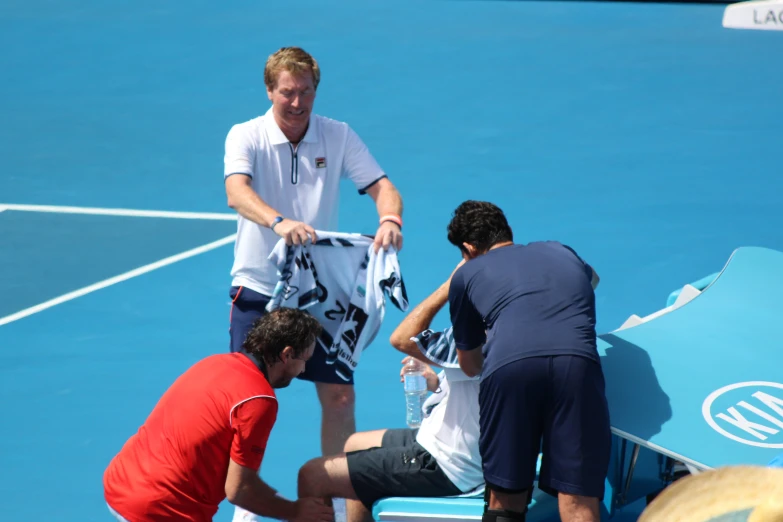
232, 506, 264, 522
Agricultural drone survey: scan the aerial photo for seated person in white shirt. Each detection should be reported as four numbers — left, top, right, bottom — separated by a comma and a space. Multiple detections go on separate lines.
296, 262, 482, 522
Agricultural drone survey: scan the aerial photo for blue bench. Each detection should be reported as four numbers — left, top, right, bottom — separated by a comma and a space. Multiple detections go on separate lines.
372, 487, 560, 522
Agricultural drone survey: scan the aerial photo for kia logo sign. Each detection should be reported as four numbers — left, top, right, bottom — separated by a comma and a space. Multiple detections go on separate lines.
702, 381, 783, 449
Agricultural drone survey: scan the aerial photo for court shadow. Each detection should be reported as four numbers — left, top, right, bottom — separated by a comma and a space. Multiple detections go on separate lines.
599, 334, 672, 442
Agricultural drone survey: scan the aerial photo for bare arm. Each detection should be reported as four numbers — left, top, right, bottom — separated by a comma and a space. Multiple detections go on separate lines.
389, 261, 464, 363
365, 177, 404, 252
225, 459, 296, 519
365, 177, 403, 218
225, 175, 316, 245
457, 348, 484, 378
225, 175, 283, 228
389, 281, 449, 365
225, 459, 332, 522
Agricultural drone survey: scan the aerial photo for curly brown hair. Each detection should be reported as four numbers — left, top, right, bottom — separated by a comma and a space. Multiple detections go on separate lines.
447, 200, 514, 254
242, 308, 322, 366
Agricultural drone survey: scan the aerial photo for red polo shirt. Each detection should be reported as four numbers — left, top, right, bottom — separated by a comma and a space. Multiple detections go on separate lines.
104, 353, 278, 521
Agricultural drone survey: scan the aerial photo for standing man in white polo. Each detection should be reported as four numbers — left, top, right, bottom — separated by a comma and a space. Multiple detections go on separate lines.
223, 46, 405, 462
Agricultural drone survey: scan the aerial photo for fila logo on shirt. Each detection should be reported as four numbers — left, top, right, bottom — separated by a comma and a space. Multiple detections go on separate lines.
315, 157, 327, 168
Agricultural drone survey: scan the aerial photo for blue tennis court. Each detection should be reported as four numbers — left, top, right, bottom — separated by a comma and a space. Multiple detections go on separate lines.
1, 0, 780, 520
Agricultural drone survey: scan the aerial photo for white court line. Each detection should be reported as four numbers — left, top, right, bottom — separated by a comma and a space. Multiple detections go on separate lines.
0, 233, 237, 327
0, 203, 237, 221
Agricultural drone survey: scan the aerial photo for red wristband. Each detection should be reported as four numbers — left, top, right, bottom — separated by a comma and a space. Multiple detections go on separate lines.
380, 214, 402, 229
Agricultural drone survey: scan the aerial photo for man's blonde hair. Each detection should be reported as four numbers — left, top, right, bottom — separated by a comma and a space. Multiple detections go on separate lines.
264, 47, 320, 91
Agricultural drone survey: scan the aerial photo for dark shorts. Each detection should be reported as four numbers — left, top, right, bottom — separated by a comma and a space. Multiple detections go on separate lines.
346, 428, 462, 509
228, 286, 353, 385
479, 355, 611, 499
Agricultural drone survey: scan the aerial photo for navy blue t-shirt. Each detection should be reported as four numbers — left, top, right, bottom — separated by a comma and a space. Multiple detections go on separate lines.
448, 241, 598, 380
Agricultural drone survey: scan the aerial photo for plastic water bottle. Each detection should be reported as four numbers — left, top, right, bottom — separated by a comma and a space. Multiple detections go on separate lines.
403, 358, 428, 428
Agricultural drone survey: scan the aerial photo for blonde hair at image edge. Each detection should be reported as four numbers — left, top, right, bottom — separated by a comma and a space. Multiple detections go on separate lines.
639, 466, 783, 522
264, 47, 321, 91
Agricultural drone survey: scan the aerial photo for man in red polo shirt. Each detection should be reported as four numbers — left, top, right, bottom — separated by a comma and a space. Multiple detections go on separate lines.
103, 308, 333, 522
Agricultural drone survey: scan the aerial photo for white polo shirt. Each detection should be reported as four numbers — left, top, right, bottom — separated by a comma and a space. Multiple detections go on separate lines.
224, 107, 386, 296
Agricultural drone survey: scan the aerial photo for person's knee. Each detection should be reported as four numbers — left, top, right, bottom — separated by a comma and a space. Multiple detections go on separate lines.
343, 432, 364, 452
297, 458, 326, 496
298, 454, 355, 500
317, 383, 356, 415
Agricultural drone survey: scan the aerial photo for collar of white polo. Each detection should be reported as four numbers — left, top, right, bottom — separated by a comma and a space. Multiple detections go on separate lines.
264, 107, 319, 146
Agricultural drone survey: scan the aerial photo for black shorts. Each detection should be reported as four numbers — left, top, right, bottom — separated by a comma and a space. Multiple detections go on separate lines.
346, 428, 462, 509
479, 355, 612, 499
228, 286, 351, 384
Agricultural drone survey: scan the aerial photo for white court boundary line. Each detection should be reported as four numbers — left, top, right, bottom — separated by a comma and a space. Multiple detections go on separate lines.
0, 203, 237, 221
0, 233, 237, 327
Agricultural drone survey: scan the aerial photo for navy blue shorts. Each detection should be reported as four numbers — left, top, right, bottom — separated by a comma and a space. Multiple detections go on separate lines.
479, 355, 611, 499
228, 286, 353, 385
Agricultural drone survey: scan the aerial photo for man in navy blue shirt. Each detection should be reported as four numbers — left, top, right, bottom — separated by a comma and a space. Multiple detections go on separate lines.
446, 200, 610, 522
